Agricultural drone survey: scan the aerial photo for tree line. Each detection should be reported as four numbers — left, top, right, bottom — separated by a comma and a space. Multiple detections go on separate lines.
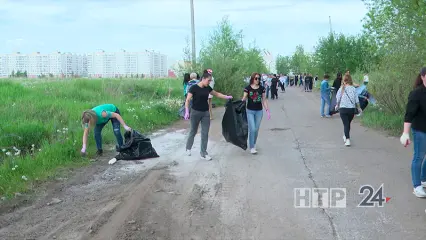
276, 0, 426, 116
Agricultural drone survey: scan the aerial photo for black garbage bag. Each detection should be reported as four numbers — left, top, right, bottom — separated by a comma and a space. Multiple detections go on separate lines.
222, 100, 248, 150
115, 130, 159, 160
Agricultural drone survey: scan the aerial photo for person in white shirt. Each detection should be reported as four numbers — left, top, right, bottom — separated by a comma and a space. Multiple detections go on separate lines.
205, 69, 215, 120
335, 73, 363, 146
279, 74, 286, 92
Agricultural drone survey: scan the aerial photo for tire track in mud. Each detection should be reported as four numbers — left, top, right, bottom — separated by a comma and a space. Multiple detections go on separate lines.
86, 168, 166, 240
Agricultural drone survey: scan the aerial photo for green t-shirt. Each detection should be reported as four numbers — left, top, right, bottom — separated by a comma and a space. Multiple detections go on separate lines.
92, 104, 117, 125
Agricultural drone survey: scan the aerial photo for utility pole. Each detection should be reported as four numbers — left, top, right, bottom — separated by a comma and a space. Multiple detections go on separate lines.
190, 0, 196, 68
329, 16, 333, 35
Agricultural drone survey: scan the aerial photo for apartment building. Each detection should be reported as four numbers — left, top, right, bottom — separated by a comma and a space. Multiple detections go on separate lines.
0, 50, 168, 78
0, 52, 88, 78
86, 50, 167, 78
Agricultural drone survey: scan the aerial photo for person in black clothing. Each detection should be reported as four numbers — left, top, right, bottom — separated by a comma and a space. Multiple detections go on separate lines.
329, 72, 343, 115
309, 73, 314, 91
270, 74, 279, 99
332, 72, 343, 90
242, 72, 270, 154
184, 72, 233, 161
294, 75, 298, 87
400, 67, 426, 197
305, 73, 313, 92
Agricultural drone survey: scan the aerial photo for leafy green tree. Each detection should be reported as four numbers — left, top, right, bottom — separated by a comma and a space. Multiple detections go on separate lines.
196, 17, 267, 97
275, 55, 291, 74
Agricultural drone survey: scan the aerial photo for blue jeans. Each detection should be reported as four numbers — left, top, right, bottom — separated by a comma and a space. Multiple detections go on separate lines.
411, 129, 426, 187
320, 94, 331, 116
246, 109, 263, 149
94, 108, 124, 151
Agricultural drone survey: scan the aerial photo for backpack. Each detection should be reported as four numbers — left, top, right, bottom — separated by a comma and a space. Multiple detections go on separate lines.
185, 80, 199, 95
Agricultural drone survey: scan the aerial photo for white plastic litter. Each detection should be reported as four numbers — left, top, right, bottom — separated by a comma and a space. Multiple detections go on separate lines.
108, 158, 117, 165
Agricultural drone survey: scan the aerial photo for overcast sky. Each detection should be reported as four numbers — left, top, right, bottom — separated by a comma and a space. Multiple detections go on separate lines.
0, 0, 368, 68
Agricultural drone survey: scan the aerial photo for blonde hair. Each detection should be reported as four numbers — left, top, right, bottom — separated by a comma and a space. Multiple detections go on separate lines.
190, 72, 197, 79
81, 110, 97, 127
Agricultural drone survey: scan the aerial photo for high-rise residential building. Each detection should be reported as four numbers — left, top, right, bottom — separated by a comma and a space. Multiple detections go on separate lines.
0, 52, 88, 78
86, 50, 167, 78
0, 50, 168, 78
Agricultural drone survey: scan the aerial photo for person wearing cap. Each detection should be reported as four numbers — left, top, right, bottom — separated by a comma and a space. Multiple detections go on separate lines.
400, 67, 426, 198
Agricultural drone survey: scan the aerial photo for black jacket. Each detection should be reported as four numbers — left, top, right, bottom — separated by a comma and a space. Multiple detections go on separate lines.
404, 84, 426, 133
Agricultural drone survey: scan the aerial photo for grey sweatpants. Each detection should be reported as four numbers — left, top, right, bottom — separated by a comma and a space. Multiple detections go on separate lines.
186, 109, 210, 156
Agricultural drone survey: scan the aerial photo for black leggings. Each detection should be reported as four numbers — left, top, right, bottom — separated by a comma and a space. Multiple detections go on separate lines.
339, 108, 355, 139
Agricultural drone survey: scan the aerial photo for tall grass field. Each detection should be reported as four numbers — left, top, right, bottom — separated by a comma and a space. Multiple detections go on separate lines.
0, 78, 183, 197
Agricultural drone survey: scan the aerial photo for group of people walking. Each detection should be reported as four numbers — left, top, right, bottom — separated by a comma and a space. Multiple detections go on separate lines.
77, 66, 426, 201
287, 73, 319, 92
319, 71, 373, 146
182, 70, 270, 158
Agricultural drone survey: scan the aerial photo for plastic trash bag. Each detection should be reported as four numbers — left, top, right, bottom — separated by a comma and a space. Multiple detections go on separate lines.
178, 103, 186, 118
115, 129, 160, 160
329, 88, 338, 115
222, 100, 248, 150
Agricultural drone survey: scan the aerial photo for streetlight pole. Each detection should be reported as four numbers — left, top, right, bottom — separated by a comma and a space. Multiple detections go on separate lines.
190, 0, 196, 68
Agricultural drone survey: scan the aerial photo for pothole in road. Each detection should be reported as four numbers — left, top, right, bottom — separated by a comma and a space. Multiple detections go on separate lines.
270, 128, 291, 131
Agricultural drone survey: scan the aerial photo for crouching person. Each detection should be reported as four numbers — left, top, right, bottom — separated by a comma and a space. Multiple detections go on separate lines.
80, 104, 131, 156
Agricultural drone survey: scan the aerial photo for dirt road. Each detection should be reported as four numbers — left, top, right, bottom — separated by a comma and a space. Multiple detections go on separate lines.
1, 87, 426, 240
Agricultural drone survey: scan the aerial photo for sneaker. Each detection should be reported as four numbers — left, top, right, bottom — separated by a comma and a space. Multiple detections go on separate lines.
186, 149, 191, 156
422, 181, 426, 187
345, 139, 351, 146
201, 155, 212, 161
325, 115, 331, 118
250, 148, 258, 154
343, 135, 346, 143
96, 149, 103, 156
413, 186, 426, 197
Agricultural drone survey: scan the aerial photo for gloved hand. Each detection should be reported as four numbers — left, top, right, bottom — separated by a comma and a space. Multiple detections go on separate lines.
400, 132, 410, 147
81, 145, 86, 156
184, 108, 190, 120
266, 109, 271, 120
225, 95, 233, 99
123, 125, 131, 131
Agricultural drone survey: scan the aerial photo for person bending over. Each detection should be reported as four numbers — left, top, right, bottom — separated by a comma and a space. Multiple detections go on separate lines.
80, 104, 131, 156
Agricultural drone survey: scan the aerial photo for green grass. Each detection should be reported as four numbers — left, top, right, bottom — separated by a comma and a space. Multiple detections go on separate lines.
359, 105, 403, 136
0, 78, 182, 197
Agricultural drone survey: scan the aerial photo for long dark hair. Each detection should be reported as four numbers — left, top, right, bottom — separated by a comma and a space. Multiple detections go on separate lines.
183, 73, 190, 85
414, 67, 426, 89
249, 72, 260, 85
